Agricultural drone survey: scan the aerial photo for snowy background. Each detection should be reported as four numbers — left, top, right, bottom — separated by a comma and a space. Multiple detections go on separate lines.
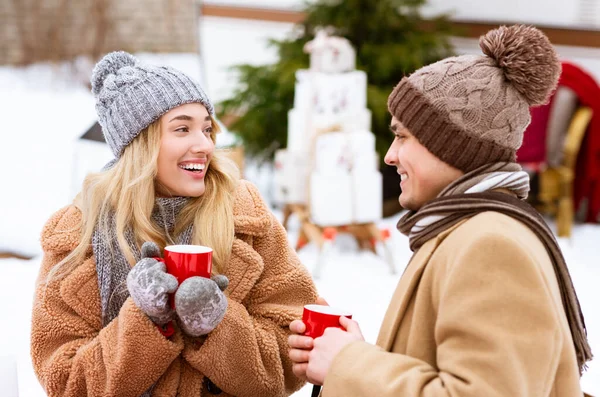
1, 54, 599, 397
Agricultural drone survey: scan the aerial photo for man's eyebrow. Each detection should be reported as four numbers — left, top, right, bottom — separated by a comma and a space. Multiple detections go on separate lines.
389, 124, 398, 133
169, 115, 193, 122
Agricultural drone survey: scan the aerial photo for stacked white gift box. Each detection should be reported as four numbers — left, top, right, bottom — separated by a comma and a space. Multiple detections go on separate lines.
274, 31, 382, 227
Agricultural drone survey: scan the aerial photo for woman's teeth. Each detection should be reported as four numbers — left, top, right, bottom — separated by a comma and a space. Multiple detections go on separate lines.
180, 163, 205, 172
400, 173, 408, 181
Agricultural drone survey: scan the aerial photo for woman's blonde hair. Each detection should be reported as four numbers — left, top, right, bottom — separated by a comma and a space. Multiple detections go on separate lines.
47, 114, 239, 283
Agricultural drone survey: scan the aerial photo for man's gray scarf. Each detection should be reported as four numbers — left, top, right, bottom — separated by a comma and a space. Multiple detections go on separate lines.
92, 197, 193, 327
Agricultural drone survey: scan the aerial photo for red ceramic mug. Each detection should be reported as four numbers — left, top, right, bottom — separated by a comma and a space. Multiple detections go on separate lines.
157, 244, 213, 308
302, 304, 353, 338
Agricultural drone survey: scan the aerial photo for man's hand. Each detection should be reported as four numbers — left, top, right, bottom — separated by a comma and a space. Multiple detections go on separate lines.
287, 296, 329, 380
305, 316, 365, 385
288, 319, 313, 380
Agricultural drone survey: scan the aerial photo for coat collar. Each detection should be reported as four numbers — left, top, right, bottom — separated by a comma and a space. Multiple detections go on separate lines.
225, 238, 265, 303
60, 257, 103, 329
232, 180, 272, 237
227, 181, 274, 301
376, 218, 469, 350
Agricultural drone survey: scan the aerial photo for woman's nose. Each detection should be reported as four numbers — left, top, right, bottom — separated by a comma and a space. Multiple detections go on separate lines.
190, 133, 213, 153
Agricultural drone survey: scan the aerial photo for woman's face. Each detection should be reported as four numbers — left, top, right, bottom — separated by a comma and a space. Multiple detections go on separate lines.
384, 117, 463, 210
155, 103, 214, 197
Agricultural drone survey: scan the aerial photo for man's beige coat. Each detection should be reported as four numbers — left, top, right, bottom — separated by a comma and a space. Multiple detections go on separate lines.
323, 211, 582, 396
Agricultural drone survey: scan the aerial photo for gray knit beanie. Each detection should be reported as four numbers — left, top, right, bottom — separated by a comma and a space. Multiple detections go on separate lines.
387, 25, 561, 172
91, 51, 214, 159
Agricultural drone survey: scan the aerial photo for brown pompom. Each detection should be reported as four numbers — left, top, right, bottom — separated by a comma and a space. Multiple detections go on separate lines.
479, 25, 561, 106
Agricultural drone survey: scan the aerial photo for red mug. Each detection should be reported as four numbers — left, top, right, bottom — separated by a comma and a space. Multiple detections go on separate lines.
302, 304, 352, 338
157, 244, 213, 308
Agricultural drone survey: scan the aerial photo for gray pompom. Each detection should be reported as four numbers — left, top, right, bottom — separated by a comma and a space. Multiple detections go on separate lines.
91, 51, 138, 97
211, 275, 229, 292
141, 241, 162, 259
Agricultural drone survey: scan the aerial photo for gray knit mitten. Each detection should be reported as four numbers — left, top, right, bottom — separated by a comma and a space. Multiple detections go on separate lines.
126, 242, 178, 325
175, 275, 229, 337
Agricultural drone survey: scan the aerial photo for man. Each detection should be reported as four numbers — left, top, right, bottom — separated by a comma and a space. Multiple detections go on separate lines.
288, 24, 592, 396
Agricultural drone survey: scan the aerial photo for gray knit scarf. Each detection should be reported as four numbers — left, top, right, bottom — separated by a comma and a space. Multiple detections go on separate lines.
397, 162, 592, 374
92, 197, 193, 327
92, 197, 193, 397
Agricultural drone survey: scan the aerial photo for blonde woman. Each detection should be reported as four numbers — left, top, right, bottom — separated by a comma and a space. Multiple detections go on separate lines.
31, 51, 317, 397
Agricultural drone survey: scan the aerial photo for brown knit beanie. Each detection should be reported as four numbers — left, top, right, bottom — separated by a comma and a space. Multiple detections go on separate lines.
387, 25, 561, 172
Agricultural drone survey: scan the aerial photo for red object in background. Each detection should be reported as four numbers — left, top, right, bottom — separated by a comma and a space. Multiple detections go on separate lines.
302, 304, 352, 338
322, 227, 337, 241
517, 102, 553, 164
381, 228, 391, 240
517, 61, 600, 222
296, 236, 308, 250
559, 62, 600, 222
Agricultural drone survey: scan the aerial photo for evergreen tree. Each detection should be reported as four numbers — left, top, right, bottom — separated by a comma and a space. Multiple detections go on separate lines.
218, 0, 455, 160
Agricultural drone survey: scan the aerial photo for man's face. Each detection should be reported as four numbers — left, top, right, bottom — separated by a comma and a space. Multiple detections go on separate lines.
384, 117, 464, 210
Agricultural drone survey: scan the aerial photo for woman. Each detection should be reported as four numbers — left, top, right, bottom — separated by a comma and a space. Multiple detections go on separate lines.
31, 51, 317, 397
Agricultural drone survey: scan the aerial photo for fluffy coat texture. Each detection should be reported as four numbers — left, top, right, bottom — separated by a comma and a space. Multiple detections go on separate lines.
322, 211, 583, 396
31, 180, 318, 397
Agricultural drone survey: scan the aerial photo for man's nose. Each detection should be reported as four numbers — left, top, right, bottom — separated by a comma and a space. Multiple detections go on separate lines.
384, 146, 396, 166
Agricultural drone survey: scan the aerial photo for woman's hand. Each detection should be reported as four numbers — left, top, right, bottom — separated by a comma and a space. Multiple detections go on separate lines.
126, 242, 178, 325
174, 275, 229, 337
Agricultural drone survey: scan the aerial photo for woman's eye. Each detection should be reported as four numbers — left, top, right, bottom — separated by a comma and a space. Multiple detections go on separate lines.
175, 126, 189, 133
204, 127, 213, 135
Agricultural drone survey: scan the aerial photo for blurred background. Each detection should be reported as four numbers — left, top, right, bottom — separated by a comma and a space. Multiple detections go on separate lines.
0, 0, 599, 396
